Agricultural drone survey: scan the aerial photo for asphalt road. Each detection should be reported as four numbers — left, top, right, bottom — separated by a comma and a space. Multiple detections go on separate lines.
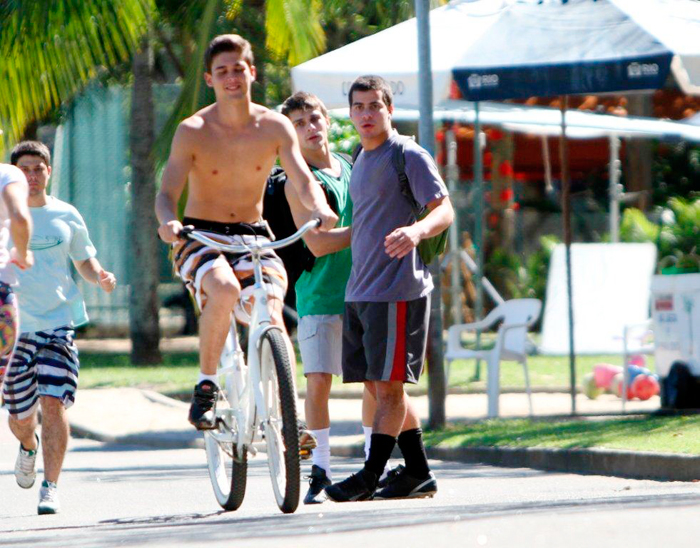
1, 438, 699, 548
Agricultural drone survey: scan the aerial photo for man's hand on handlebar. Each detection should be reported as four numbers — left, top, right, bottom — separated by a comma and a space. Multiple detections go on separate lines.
312, 204, 338, 232
158, 220, 184, 243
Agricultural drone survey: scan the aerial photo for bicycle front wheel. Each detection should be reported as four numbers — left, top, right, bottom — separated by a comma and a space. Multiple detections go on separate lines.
204, 407, 247, 510
260, 328, 300, 514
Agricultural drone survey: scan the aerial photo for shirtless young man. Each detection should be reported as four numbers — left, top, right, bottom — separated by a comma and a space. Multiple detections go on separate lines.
155, 34, 337, 430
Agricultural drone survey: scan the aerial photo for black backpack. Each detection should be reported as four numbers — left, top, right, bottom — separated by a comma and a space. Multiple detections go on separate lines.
262, 153, 351, 293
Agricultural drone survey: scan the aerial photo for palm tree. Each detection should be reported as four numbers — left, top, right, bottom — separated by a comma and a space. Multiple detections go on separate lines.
2, 0, 327, 364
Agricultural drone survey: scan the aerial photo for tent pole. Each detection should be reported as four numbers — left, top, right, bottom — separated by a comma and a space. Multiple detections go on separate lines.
473, 101, 485, 382
608, 135, 622, 243
560, 96, 576, 415
542, 134, 553, 195
416, 0, 446, 430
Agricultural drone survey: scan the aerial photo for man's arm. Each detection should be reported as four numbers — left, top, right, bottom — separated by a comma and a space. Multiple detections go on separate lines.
2, 181, 33, 270
155, 122, 195, 243
285, 182, 351, 257
384, 195, 454, 259
276, 118, 338, 231
74, 257, 117, 293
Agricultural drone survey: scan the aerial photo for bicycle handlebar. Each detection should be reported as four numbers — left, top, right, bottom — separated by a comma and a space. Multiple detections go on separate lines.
181, 218, 321, 254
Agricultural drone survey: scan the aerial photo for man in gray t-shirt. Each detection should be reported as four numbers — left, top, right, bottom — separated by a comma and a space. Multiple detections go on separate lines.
325, 76, 454, 503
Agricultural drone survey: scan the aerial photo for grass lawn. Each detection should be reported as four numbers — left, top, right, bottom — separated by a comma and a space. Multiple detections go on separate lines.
79, 350, 697, 456
78, 353, 200, 395
423, 415, 700, 455
78, 349, 653, 396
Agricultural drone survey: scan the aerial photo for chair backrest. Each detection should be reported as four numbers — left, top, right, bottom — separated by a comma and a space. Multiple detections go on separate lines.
495, 299, 542, 358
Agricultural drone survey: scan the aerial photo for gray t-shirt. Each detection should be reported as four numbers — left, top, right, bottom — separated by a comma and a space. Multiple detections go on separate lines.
345, 132, 448, 302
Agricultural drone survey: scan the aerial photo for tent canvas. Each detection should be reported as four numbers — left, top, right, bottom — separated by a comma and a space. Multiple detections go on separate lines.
540, 243, 657, 355
292, 0, 700, 109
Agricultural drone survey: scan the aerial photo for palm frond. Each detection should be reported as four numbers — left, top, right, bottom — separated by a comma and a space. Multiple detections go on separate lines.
265, 0, 325, 66
0, 0, 154, 153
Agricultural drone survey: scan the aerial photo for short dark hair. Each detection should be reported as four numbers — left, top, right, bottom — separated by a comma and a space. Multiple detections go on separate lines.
281, 91, 328, 119
10, 140, 51, 166
204, 34, 254, 73
348, 75, 393, 109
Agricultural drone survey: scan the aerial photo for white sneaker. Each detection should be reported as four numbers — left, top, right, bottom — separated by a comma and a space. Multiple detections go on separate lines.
38, 481, 61, 515
15, 437, 39, 489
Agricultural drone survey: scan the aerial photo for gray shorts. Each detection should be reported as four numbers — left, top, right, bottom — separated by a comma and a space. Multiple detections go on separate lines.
342, 296, 430, 384
298, 314, 343, 376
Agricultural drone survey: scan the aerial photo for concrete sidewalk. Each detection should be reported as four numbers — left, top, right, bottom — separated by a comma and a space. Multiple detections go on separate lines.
2, 386, 696, 482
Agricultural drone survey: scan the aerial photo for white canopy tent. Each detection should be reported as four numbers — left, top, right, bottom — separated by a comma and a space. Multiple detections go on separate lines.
292, 0, 700, 109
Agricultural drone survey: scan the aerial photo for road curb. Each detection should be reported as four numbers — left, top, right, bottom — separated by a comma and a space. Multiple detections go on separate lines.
72, 423, 699, 482
332, 442, 700, 482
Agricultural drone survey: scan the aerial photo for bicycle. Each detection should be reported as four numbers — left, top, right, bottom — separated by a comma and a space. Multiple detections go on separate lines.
181, 218, 320, 514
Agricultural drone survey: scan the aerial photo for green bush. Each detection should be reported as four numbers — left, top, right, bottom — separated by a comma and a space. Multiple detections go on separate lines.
328, 116, 360, 155
620, 196, 699, 272
484, 235, 559, 304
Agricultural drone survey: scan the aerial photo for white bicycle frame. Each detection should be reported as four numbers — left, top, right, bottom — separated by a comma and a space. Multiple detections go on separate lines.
185, 219, 320, 457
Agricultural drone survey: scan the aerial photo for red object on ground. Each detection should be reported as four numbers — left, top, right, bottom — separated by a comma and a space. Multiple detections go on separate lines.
612, 372, 634, 400
631, 375, 660, 401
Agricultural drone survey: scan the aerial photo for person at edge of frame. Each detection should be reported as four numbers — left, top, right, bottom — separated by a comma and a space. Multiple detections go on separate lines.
0, 158, 33, 394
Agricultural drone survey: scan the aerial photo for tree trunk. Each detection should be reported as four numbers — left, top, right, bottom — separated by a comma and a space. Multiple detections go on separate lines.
625, 94, 653, 211
427, 260, 446, 430
129, 37, 162, 364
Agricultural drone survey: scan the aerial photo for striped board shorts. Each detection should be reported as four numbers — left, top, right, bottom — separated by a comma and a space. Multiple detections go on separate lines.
1, 327, 79, 420
172, 220, 288, 323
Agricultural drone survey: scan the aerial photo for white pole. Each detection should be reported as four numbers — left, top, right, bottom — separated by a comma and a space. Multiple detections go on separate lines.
608, 135, 622, 243
446, 129, 462, 326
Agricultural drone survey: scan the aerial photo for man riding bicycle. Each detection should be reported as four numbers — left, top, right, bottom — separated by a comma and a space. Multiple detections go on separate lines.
155, 34, 336, 431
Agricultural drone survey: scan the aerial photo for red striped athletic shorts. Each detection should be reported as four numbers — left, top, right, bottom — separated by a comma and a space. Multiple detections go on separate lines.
341, 295, 430, 384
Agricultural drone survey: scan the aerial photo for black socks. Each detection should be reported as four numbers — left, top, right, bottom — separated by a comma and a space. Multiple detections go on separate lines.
398, 428, 430, 478
363, 433, 396, 485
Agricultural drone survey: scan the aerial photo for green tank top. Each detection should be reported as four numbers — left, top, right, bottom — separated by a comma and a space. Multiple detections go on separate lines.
295, 154, 353, 317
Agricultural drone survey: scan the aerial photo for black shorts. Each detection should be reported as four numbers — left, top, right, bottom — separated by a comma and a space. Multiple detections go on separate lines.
342, 295, 430, 384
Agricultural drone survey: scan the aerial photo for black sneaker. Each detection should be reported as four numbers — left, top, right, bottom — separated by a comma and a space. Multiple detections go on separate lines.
188, 381, 218, 430
373, 469, 437, 500
303, 465, 331, 505
325, 469, 377, 502
377, 463, 405, 489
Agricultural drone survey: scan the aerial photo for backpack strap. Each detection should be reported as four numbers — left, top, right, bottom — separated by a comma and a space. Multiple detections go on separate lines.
392, 136, 423, 217
337, 152, 353, 166
351, 144, 363, 163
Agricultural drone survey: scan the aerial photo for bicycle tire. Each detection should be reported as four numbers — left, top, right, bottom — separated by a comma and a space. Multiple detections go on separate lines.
260, 328, 300, 514
204, 416, 247, 511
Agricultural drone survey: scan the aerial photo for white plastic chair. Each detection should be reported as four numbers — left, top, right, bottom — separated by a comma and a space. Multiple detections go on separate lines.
445, 298, 542, 418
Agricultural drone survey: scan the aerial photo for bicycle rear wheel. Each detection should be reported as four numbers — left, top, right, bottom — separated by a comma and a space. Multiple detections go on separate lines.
260, 328, 300, 514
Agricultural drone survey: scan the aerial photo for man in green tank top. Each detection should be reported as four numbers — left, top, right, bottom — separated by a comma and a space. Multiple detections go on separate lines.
282, 92, 380, 505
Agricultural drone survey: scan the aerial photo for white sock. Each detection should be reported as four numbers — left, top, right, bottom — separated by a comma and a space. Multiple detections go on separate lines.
363, 426, 373, 461
310, 428, 331, 480
198, 373, 218, 386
